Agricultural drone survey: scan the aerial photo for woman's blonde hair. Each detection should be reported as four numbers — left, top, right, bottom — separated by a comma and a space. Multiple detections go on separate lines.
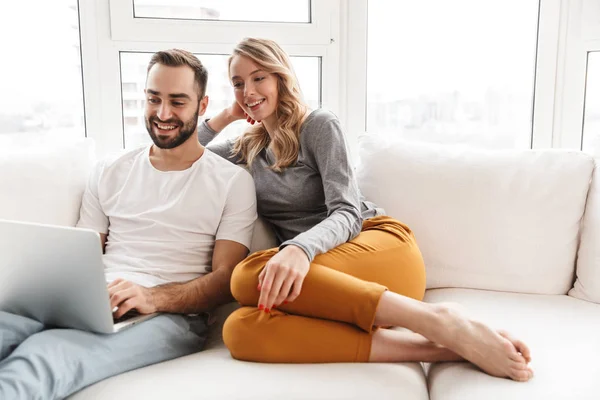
230, 38, 308, 171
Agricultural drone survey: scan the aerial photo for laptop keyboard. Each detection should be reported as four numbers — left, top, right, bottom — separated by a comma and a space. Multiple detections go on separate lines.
113, 309, 140, 324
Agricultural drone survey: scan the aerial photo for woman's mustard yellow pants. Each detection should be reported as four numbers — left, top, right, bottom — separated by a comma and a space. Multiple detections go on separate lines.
223, 216, 426, 363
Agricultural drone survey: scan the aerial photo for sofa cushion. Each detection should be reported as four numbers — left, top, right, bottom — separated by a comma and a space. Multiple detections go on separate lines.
570, 163, 600, 303
423, 289, 600, 400
0, 139, 94, 227
69, 302, 429, 400
249, 217, 278, 254
357, 136, 593, 295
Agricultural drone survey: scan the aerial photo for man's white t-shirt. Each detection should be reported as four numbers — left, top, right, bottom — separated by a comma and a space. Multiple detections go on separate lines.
76, 145, 257, 287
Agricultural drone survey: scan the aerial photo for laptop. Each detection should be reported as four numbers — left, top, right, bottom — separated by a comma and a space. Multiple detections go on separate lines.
0, 219, 158, 334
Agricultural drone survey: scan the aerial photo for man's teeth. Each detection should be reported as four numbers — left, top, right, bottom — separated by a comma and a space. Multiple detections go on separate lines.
247, 99, 264, 107
156, 123, 177, 130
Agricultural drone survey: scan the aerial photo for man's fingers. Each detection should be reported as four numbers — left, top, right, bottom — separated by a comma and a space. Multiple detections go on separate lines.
107, 280, 130, 297
110, 287, 136, 309
113, 299, 136, 319
107, 278, 124, 290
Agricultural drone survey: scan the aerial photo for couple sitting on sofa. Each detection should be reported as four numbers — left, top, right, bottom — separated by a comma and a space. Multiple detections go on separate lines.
0, 38, 533, 400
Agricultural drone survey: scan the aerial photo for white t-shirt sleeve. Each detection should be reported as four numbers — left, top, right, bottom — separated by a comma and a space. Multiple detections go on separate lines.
216, 169, 257, 249
76, 161, 109, 234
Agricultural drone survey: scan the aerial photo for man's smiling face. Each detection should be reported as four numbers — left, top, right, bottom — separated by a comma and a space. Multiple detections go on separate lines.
144, 63, 201, 149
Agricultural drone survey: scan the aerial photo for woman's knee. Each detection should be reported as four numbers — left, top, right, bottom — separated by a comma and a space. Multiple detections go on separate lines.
389, 257, 426, 301
230, 249, 277, 305
222, 307, 263, 361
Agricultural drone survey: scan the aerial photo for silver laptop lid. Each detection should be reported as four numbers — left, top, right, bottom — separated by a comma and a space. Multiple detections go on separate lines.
0, 219, 114, 333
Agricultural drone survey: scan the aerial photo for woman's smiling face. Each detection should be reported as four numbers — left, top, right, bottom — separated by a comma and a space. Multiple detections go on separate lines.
230, 55, 279, 125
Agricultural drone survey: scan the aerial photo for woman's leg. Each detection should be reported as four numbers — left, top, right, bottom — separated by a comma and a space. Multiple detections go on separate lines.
370, 329, 462, 363
231, 217, 425, 333
228, 216, 532, 380
373, 293, 533, 381
224, 307, 462, 364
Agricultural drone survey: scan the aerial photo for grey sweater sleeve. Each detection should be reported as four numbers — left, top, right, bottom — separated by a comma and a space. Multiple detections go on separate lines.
280, 114, 363, 260
197, 119, 242, 164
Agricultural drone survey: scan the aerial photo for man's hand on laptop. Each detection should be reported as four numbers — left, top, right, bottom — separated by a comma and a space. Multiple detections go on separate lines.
108, 279, 157, 319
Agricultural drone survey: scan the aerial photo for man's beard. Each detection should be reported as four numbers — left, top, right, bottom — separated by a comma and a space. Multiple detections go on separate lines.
145, 107, 199, 150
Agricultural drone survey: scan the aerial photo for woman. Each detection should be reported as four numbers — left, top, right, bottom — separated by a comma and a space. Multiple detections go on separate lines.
198, 38, 533, 381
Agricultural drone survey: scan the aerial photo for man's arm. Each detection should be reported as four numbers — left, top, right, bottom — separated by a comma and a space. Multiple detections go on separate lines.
109, 168, 257, 318
150, 239, 249, 314
77, 160, 110, 247
100, 233, 107, 253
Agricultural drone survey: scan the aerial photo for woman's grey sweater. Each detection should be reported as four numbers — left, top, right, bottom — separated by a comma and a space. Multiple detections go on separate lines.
198, 109, 383, 261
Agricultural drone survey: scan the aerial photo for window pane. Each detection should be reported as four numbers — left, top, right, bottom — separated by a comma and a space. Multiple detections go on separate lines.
367, 0, 539, 149
0, 0, 85, 145
133, 0, 311, 23
121, 52, 320, 149
583, 52, 600, 156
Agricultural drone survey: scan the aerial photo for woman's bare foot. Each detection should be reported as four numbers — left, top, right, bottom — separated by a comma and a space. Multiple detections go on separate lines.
428, 305, 534, 382
498, 330, 532, 363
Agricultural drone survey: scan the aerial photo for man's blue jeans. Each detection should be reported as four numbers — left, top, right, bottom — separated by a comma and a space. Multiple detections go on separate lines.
0, 311, 208, 400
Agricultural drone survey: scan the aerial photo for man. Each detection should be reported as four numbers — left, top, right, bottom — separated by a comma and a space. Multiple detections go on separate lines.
0, 49, 257, 399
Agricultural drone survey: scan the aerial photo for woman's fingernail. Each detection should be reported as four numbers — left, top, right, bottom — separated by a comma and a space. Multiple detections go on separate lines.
258, 304, 264, 310
283, 301, 288, 305
264, 308, 270, 313
257, 284, 261, 291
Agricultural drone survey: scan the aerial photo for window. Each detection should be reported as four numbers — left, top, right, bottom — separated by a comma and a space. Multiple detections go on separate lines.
366, 0, 539, 149
582, 52, 600, 156
133, 0, 311, 23
80, 0, 336, 155
0, 0, 84, 145
120, 52, 321, 149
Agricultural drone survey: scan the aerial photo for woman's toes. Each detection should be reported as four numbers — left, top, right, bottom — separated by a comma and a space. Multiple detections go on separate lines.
515, 339, 532, 363
510, 368, 531, 382
509, 351, 527, 364
499, 330, 532, 363
510, 360, 528, 371
527, 366, 535, 378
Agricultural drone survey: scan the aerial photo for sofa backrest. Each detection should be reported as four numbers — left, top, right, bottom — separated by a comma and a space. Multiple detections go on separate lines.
0, 139, 95, 226
0, 139, 277, 254
570, 164, 600, 303
356, 136, 594, 295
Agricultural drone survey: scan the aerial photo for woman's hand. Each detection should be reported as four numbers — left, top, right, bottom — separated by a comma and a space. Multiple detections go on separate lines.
209, 101, 259, 132
258, 245, 309, 311
227, 100, 259, 125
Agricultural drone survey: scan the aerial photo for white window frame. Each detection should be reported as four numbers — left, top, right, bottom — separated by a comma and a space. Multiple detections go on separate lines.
79, 0, 340, 157
109, 0, 332, 45
556, 0, 600, 150
342, 0, 564, 154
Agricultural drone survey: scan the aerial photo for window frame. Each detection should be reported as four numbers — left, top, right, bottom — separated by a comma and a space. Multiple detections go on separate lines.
557, 0, 600, 151
79, 0, 339, 157
109, 0, 330, 45
343, 0, 564, 154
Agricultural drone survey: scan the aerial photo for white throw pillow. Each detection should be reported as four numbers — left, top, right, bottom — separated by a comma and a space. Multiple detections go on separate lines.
570, 162, 600, 303
357, 136, 593, 295
0, 139, 95, 227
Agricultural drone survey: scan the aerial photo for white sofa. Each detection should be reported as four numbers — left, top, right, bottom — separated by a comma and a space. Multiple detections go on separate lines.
1, 135, 599, 400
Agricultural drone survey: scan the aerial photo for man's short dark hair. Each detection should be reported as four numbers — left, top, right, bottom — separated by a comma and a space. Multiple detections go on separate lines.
147, 49, 208, 99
